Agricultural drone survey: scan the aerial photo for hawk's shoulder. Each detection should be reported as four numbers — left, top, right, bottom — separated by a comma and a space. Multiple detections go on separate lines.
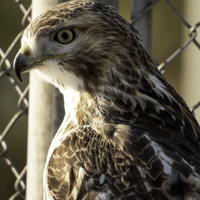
44, 124, 200, 200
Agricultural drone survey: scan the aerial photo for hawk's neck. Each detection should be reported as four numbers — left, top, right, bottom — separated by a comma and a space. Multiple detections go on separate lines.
62, 88, 105, 129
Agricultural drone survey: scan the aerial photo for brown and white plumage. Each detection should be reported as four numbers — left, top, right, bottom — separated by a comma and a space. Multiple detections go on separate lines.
13, 0, 200, 199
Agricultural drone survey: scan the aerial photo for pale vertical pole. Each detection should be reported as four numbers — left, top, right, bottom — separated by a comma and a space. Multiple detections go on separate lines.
26, 1, 67, 200
131, 0, 152, 54
180, 0, 200, 123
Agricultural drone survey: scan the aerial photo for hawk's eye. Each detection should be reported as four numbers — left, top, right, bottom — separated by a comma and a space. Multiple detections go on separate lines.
54, 29, 75, 44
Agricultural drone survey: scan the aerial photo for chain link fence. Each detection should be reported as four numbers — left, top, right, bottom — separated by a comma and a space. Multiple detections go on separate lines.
0, 0, 200, 199
0, 1, 31, 199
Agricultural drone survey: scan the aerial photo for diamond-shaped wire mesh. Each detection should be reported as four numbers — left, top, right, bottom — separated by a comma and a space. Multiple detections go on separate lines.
0, 1, 31, 199
0, 0, 200, 199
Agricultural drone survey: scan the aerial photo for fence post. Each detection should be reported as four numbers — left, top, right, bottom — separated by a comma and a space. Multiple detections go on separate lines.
131, 0, 152, 54
180, 0, 200, 122
26, 1, 67, 200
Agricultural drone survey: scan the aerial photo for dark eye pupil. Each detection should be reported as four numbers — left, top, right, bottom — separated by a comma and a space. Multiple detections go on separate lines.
62, 32, 68, 40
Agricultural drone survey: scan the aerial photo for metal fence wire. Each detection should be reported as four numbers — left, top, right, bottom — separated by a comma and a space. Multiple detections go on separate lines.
0, 0, 200, 199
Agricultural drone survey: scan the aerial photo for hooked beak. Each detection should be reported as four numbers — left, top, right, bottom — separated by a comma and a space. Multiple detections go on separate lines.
13, 43, 67, 82
13, 52, 34, 82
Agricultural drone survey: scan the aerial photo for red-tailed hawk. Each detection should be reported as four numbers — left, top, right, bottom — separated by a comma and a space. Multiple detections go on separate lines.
14, 0, 200, 199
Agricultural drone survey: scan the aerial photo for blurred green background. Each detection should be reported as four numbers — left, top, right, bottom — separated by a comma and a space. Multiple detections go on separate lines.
0, 0, 200, 199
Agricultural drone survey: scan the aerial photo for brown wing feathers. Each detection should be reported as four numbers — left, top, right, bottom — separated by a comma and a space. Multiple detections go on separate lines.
46, 124, 200, 199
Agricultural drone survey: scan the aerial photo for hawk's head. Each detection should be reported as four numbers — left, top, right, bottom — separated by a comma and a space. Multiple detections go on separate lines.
14, 0, 150, 123
14, 0, 143, 94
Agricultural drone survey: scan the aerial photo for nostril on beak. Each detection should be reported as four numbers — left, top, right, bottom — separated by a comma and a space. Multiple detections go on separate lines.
24, 50, 31, 57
